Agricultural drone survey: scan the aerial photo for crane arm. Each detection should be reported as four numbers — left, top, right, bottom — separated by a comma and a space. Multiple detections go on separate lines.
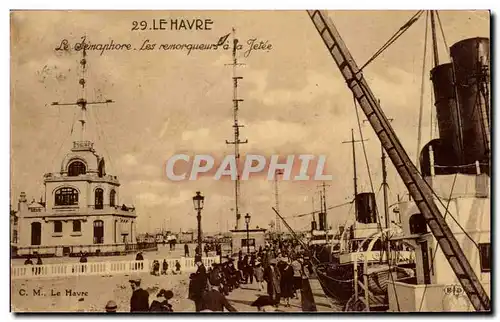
306, 10, 490, 312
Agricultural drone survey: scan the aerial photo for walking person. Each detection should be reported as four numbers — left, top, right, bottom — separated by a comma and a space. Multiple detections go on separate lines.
245, 255, 254, 284
189, 256, 208, 312
129, 276, 149, 312
291, 256, 303, 299
238, 255, 246, 283
253, 261, 265, 292
264, 259, 281, 306
200, 274, 237, 312
279, 258, 294, 307
184, 243, 190, 257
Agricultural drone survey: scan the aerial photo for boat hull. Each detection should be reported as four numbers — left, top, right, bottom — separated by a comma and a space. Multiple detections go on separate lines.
315, 263, 415, 304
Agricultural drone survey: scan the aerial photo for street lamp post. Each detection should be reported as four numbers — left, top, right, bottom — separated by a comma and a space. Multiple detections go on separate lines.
245, 213, 251, 254
192, 191, 205, 258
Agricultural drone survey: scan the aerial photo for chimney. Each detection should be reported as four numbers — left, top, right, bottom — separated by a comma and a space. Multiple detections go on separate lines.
18, 192, 28, 212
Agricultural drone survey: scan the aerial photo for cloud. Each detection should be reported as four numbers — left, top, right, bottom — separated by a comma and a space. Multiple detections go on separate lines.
11, 11, 489, 234
120, 154, 138, 166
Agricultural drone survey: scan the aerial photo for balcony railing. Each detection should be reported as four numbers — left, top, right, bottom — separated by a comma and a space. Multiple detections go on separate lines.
88, 204, 136, 212
44, 173, 119, 183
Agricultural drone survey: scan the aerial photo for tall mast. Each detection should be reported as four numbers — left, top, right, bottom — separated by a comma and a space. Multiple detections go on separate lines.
378, 113, 394, 258
274, 169, 284, 233
321, 181, 329, 230
430, 10, 440, 67
225, 28, 248, 230
51, 48, 114, 144
311, 195, 315, 222
351, 129, 357, 202
342, 129, 367, 216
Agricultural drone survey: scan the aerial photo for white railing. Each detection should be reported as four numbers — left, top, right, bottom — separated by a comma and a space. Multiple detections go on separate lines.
11, 256, 220, 280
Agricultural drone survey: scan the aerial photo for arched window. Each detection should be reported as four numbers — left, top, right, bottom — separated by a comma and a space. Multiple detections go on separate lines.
93, 220, 104, 244
55, 187, 79, 206
95, 188, 104, 209
109, 190, 116, 207
409, 214, 428, 235
68, 161, 86, 176
73, 220, 81, 232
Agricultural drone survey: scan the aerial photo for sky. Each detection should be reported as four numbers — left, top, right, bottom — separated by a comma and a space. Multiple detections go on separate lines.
10, 10, 489, 234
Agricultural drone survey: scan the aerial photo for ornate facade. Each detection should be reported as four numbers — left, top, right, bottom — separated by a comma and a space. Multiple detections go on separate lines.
16, 140, 137, 256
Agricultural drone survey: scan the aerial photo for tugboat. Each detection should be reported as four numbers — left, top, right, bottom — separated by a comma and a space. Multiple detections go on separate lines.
315, 192, 414, 304
314, 126, 414, 304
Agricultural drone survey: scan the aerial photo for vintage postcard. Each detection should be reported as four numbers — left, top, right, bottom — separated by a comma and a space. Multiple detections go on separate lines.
10, 10, 491, 313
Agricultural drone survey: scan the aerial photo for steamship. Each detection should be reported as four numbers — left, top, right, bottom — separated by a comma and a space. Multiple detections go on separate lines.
384, 36, 491, 312
304, 9, 491, 310
315, 193, 414, 304
311, 18, 490, 311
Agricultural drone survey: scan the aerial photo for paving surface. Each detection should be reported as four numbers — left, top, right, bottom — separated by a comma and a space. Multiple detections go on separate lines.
11, 272, 339, 312
11, 247, 341, 313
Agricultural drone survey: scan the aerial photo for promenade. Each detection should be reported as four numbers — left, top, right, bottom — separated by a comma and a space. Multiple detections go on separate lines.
11, 244, 341, 312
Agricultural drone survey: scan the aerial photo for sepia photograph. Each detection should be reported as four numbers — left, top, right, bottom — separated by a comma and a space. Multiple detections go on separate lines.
9, 9, 491, 313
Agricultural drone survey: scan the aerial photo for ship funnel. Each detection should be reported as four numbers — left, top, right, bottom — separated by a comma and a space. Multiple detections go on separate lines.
430, 63, 462, 165
318, 212, 327, 231
355, 192, 377, 224
450, 37, 490, 170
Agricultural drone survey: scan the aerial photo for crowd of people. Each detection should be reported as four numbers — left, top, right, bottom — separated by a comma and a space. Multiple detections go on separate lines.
103, 239, 313, 312
186, 240, 312, 312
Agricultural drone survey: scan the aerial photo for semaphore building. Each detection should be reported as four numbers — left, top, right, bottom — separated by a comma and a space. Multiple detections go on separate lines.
14, 49, 137, 257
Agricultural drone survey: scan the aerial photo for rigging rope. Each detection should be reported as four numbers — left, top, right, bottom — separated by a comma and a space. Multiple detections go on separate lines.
93, 106, 117, 175
416, 11, 429, 169
358, 10, 425, 72
285, 200, 353, 218
435, 12, 450, 57
353, 96, 383, 234
50, 108, 77, 168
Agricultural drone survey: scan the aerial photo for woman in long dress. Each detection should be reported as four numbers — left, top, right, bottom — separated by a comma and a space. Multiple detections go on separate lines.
264, 259, 281, 306
254, 261, 265, 292
279, 259, 295, 307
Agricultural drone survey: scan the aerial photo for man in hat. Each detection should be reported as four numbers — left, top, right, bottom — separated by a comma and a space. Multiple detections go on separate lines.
129, 276, 149, 312
264, 258, 281, 306
190, 256, 208, 312
200, 274, 237, 312
105, 300, 117, 313
149, 289, 174, 312
251, 295, 280, 312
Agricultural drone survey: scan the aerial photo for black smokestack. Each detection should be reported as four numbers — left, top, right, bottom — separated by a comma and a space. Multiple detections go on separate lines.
450, 37, 490, 170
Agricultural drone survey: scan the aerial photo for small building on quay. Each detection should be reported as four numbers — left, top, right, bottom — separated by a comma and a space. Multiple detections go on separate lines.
15, 140, 138, 257
230, 228, 266, 255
